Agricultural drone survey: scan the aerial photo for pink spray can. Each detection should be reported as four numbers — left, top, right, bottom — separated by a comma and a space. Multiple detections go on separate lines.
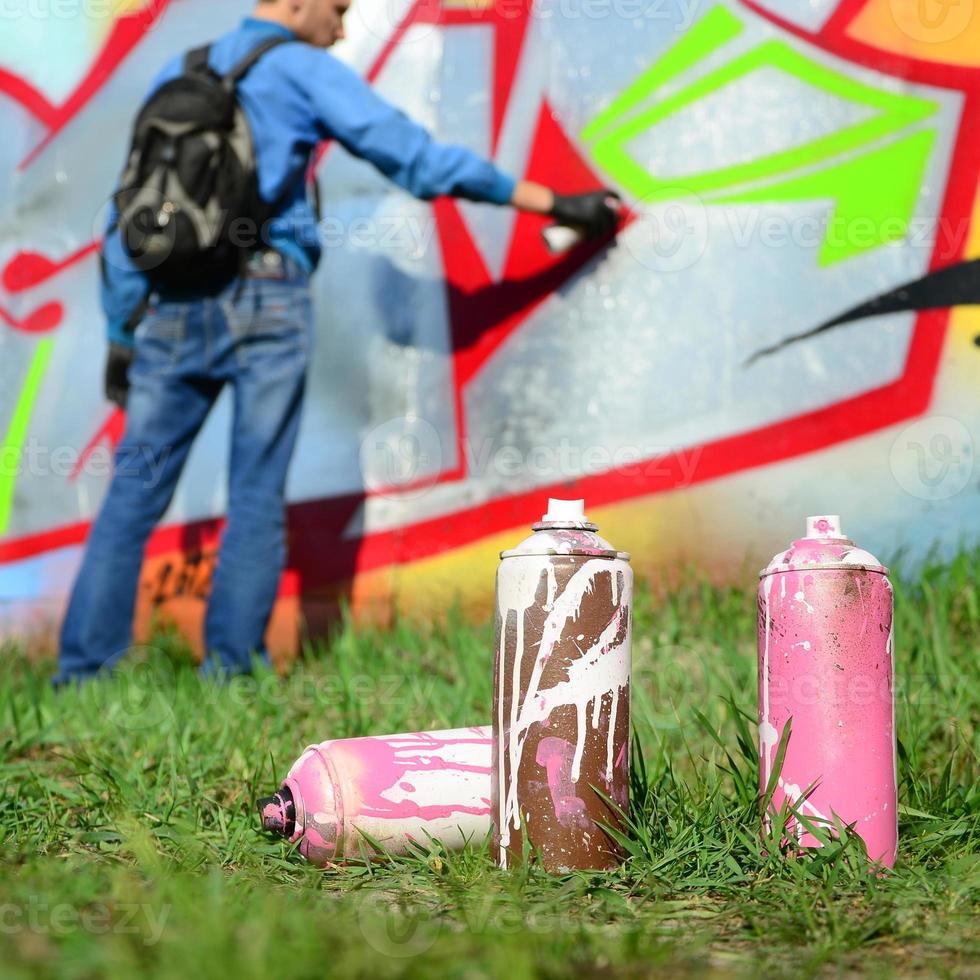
259, 727, 492, 864
758, 515, 897, 867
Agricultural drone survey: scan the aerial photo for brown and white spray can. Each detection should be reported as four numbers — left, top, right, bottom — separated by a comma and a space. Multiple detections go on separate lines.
492, 498, 632, 871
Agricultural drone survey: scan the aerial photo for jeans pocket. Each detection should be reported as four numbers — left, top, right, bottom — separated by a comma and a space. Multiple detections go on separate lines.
238, 281, 312, 374
134, 305, 185, 372
256, 279, 311, 318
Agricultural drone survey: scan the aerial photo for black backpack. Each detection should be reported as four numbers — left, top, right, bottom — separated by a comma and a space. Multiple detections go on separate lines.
112, 37, 290, 288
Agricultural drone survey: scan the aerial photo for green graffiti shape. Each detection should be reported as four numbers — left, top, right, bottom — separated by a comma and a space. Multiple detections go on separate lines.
584, 7, 938, 264
716, 129, 937, 265
581, 5, 744, 143
0, 339, 55, 536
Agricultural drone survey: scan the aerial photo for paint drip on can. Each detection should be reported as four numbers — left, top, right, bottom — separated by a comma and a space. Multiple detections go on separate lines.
493, 498, 632, 871
758, 515, 897, 867
258, 726, 492, 864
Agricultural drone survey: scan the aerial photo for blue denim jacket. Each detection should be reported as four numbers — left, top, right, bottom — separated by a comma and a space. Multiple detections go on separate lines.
103, 17, 517, 346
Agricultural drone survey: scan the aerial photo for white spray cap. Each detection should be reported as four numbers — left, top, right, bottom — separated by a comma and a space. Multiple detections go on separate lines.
806, 514, 844, 538
543, 498, 586, 523
542, 224, 585, 255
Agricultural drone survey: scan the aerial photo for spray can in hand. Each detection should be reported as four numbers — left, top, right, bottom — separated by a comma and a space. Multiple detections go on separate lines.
493, 499, 632, 871
758, 515, 897, 867
259, 726, 492, 864
542, 193, 623, 254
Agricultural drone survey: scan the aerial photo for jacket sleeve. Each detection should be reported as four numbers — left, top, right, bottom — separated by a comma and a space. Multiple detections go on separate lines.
101, 210, 151, 349
298, 51, 516, 205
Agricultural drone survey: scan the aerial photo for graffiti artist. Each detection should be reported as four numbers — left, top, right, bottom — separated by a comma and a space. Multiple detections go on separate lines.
55, 0, 621, 682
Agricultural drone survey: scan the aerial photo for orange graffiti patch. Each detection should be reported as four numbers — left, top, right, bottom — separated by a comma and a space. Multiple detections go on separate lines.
847, 0, 980, 67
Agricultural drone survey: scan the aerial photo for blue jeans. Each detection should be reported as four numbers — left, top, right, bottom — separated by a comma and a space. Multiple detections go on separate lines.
56, 255, 312, 682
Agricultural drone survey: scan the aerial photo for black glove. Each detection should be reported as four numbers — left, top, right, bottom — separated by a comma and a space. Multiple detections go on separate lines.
550, 190, 621, 239
105, 342, 134, 409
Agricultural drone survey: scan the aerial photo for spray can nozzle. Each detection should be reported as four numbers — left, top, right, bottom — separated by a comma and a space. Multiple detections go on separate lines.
534, 498, 597, 532
806, 515, 844, 539
542, 498, 586, 523
257, 787, 295, 839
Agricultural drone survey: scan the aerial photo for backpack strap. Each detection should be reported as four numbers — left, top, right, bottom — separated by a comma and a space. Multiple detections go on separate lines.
184, 44, 214, 76
224, 36, 291, 86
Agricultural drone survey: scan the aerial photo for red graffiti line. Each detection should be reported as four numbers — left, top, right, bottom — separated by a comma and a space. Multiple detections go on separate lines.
433, 102, 630, 486
3, 244, 100, 294
0, 301, 63, 334
0, 0, 173, 169
70, 408, 127, 482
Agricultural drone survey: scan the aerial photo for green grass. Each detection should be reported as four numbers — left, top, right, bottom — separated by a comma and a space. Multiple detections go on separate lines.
1, 551, 978, 978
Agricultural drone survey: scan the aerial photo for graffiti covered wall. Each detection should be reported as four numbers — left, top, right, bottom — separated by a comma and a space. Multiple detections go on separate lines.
1, 0, 978, 655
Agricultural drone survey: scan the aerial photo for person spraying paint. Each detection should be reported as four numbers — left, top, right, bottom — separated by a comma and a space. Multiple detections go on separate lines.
56, 0, 622, 683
